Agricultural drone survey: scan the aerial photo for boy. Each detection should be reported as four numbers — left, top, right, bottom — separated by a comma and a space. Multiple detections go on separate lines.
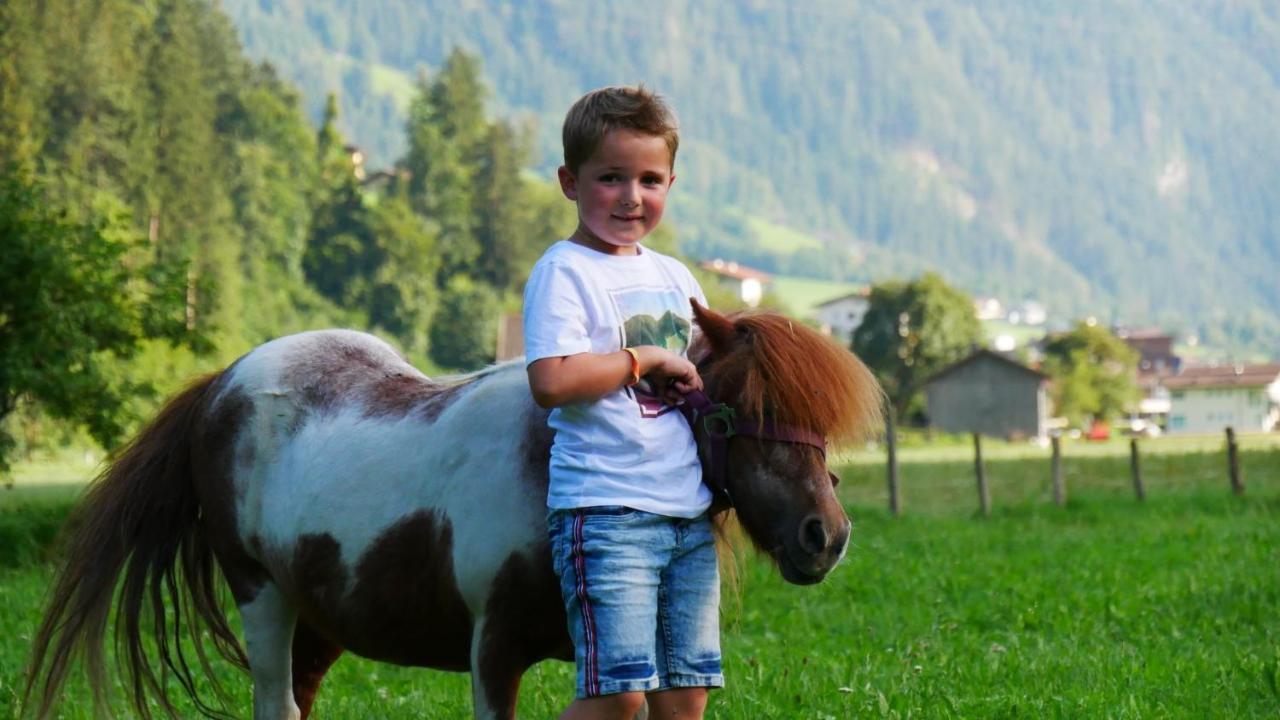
523, 86, 722, 720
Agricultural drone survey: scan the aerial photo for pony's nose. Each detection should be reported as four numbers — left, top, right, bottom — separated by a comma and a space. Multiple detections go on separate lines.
799, 515, 851, 557
799, 515, 831, 555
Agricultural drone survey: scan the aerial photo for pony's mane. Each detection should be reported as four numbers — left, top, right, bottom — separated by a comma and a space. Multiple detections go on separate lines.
695, 312, 883, 444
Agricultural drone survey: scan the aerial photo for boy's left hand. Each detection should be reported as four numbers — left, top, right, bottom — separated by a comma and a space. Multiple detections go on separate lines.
638, 346, 703, 405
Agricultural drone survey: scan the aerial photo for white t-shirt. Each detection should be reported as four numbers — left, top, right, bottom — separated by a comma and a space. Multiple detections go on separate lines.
523, 240, 712, 518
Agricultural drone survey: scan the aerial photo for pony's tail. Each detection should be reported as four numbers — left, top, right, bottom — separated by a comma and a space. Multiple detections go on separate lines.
23, 372, 248, 720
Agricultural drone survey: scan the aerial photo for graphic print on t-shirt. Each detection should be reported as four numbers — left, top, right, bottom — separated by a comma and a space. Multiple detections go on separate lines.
611, 285, 692, 418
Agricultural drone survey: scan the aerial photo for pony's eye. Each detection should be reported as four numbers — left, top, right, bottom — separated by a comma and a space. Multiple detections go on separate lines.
828, 471, 841, 488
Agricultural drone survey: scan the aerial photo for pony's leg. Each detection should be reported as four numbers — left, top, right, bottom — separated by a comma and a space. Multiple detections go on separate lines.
469, 617, 525, 720
291, 621, 344, 720
240, 583, 302, 720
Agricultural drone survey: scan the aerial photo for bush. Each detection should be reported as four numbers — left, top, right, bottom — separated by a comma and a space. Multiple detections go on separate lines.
0, 500, 74, 568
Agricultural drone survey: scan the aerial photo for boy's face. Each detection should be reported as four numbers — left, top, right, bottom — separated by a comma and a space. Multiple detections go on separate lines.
558, 128, 674, 256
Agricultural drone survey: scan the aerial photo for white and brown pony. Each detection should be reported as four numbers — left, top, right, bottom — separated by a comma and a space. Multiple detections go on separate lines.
24, 301, 880, 720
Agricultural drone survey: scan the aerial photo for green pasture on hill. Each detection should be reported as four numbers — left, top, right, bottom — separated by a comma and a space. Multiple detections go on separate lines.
2, 441, 1279, 717
772, 275, 864, 317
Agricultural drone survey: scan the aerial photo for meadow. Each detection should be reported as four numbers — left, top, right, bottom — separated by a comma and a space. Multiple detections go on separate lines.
1, 435, 1278, 718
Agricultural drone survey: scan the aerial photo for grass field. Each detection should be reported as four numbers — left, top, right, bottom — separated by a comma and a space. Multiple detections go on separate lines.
771, 275, 864, 318
2, 439, 1278, 718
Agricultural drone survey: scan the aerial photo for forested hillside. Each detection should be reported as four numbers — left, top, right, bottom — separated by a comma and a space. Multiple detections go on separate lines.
221, 0, 1280, 353
1, 1, 594, 464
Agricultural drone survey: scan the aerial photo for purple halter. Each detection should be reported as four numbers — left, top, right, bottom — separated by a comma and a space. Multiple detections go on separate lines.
677, 389, 828, 505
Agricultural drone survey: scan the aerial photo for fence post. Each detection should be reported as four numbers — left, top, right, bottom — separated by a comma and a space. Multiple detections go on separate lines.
1130, 438, 1145, 502
885, 404, 900, 516
1226, 426, 1244, 495
974, 433, 990, 517
1051, 435, 1065, 506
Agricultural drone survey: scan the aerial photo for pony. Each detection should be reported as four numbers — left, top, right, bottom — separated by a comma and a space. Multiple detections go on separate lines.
24, 301, 881, 720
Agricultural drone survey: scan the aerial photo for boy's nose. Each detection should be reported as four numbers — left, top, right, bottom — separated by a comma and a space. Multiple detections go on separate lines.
620, 183, 641, 206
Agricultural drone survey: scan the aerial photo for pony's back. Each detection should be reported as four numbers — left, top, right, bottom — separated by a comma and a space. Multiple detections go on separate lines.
25, 329, 561, 719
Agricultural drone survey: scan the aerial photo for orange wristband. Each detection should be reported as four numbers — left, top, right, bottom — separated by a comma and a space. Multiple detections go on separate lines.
623, 347, 641, 387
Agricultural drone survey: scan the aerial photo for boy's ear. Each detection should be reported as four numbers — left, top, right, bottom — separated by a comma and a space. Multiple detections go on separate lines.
557, 166, 578, 201
691, 298, 735, 357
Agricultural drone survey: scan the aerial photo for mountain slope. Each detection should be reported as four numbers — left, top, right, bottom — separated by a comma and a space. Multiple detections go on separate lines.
221, 0, 1280, 352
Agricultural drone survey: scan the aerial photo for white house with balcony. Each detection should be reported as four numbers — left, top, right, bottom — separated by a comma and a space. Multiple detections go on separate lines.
698, 259, 772, 307
1164, 363, 1280, 434
813, 289, 871, 345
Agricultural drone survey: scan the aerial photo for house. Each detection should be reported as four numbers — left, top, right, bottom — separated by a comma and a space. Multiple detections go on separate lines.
698, 259, 772, 307
344, 143, 367, 181
924, 349, 1050, 440
1117, 327, 1182, 428
1007, 300, 1046, 326
1163, 363, 1280, 434
973, 296, 1004, 321
1117, 328, 1182, 377
813, 289, 870, 345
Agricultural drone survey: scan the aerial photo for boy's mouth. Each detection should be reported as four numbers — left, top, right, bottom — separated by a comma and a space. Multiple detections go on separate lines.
613, 214, 643, 222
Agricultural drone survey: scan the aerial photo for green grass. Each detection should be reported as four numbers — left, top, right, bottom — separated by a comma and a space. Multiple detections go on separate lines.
2, 444, 1279, 717
745, 216, 823, 254
771, 275, 864, 317
368, 61, 418, 111
981, 319, 1047, 347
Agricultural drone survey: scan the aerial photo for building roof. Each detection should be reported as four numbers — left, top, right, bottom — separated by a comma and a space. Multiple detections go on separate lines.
698, 259, 772, 282
814, 288, 871, 308
924, 348, 1048, 386
1162, 363, 1280, 389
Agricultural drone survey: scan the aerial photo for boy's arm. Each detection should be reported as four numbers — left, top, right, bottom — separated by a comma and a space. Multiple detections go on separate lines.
527, 346, 701, 409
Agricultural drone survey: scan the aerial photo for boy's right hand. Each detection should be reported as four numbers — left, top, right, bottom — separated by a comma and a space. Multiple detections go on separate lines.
637, 346, 703, 405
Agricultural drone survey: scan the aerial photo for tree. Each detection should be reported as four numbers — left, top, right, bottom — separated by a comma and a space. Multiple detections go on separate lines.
851, 272, 983, 420
471, 120, 535, 292
429, 276, 500, 371
366, 193, 441, 357
0, 169, 191, 471
402, 49, 490, 284
0, 0, 42, 173
305, 93, 378, 306
1042, 321, 1140, 426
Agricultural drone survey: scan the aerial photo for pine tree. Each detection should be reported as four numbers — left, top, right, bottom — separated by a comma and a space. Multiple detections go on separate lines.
367, 192, 441, 357
305, 92, 378, 308
401, 50, 491, 285
471, 121, 534, 292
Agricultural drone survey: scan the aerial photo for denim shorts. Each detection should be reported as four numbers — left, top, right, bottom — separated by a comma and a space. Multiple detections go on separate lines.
548, 506, 725, 698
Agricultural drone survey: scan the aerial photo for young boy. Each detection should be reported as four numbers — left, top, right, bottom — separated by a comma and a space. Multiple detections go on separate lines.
523, 86, 722, 720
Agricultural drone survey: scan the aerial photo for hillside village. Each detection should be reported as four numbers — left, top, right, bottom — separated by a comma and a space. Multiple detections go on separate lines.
698, 259, 1280, 440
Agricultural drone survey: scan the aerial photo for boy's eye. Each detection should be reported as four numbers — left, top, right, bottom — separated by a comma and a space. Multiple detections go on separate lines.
642, 175, 665, 186
599, 173, 621, 182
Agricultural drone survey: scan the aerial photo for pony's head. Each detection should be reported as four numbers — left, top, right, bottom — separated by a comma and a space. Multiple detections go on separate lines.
689, 300, 882, 584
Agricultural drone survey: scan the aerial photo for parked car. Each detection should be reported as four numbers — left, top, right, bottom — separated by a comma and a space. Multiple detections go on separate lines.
1123, 417, 1163, 438
1086, 420, 1111, 441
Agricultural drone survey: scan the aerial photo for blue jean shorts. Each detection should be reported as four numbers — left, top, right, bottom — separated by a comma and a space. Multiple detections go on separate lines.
548, 506, 725, 698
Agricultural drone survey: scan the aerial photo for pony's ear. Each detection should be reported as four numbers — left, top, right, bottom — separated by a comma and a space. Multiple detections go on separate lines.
691, 298, 736, 356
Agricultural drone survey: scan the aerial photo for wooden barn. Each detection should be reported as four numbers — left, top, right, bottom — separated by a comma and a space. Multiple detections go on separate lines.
924, 350, 1050, 440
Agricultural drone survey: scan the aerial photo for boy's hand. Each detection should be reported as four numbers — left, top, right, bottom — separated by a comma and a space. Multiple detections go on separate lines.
637, 346, 702, 405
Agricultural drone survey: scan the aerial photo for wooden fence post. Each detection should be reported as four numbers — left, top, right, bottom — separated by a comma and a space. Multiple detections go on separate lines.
1226, 426, 1244, 495
1130, 438, 1145, 502
886, 404, 900, 516
1051, 435, 1065, 506
974, 433, 990, 517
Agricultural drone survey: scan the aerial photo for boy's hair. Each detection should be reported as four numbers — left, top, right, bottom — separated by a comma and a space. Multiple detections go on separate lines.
562, 85, 679, 174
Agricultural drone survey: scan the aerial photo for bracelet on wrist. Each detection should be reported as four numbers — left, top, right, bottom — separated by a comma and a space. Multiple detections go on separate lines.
623, 347, 641, 387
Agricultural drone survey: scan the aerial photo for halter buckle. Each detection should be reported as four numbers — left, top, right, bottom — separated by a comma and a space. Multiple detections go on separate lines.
702, 405, 737, 439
